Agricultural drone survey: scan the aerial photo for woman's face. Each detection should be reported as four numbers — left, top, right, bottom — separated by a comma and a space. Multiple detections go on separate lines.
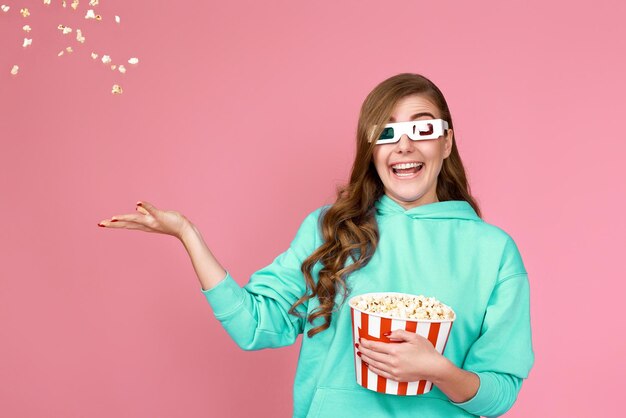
372, 94, 453, 210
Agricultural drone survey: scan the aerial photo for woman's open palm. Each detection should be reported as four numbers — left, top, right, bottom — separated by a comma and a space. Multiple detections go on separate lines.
98, 201, 191, 240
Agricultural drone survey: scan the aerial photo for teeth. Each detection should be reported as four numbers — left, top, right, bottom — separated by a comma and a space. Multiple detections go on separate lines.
391, 162, 423, 169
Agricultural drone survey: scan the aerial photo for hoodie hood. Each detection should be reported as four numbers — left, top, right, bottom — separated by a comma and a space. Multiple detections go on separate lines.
374, 194, 481, 221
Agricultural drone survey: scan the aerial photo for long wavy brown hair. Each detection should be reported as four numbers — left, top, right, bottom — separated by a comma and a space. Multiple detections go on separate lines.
289, 73, 482, 338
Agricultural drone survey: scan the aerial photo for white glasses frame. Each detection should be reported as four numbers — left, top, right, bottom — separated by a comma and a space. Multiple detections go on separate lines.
370, 119, 450, 144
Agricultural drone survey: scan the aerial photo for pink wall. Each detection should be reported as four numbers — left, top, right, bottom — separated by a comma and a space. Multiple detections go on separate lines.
1, 0, 624, 416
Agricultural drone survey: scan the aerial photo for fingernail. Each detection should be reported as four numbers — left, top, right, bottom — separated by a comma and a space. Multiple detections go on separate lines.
136, 202, 142, 206
356, 352, 362, 357
383, 332, 391, 337
97, 223, 105, 227
354, 343, 359, 349
111, 219, 118, 222
364, 362, 369, 367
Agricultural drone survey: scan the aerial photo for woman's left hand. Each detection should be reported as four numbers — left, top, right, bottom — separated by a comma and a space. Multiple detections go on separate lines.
357, 329, 444, 382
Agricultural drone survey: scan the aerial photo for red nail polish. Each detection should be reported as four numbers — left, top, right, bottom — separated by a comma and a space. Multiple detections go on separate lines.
357, 352, 362, 357
383, 332, 391, 337
111, 219, 118, 222
354, 343, 359, 349
98, 223, 105, 227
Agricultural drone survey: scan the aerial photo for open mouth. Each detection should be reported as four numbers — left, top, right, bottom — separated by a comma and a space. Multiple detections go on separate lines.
391, 162, 424, 178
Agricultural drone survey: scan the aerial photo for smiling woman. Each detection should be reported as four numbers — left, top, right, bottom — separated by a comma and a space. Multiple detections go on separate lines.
98, 73, 534, 418
372, 96, 454, 209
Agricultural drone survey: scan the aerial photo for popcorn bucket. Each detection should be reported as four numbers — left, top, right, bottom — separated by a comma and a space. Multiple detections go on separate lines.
349, 292, 455, 395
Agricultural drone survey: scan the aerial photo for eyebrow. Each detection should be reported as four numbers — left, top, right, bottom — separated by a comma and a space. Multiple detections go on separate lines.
389, 112, 436, 122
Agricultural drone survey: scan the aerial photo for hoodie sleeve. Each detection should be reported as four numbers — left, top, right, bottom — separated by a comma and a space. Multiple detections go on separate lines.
451, 236, 535, 417
200, 207, 324, 351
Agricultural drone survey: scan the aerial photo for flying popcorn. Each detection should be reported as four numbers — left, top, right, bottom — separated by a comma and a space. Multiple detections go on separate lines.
6, 0, 139, 95
85, 9, 102, 20
58, 25, 73, 35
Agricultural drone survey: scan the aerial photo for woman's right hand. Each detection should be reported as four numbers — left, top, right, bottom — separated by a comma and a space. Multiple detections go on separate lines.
98, 200, 192, 241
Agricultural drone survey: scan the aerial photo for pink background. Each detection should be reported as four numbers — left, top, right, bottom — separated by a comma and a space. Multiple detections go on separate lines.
1, 1, 624, 416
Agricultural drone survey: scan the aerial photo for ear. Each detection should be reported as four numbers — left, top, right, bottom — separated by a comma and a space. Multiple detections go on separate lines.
443, 128, 454, 159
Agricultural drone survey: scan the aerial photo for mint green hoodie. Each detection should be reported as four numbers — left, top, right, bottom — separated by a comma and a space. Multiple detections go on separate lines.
202, 195, 534, 417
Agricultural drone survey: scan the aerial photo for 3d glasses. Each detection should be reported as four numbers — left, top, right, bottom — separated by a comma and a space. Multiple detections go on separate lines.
371, 119, 449, 144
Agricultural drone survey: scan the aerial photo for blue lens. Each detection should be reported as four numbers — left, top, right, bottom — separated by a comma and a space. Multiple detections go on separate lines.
379, 127, 395, 140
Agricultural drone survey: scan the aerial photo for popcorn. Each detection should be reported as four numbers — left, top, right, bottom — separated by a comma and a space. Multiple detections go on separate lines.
127, 57, 139, 65
115, 15, 120, 24
20, 8, 30, 17
1, 5, 10, 13
117, 65, 126, 73
89, 0, 98, 5
90, 52, 98, 59
110, 64, 116, 70
58, 50, 64, 56
71, 0, 79, 10
23, 25, 32, 33
66, 46, 73, 53
22, 38, 32, 48
62, 0, 66, 7
111, 84, 123, 94
58, 25, 73, 34
85, 9, 102, 20
350, 292, 455, 395
350, 293, 455, 320
10, 65, 19, 75
76, 29, 85, 43
101, 54, 111, 64
43, 0, 51, 5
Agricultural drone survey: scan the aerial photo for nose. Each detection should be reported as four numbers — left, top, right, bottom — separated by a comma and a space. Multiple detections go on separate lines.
395, 134, 415, 152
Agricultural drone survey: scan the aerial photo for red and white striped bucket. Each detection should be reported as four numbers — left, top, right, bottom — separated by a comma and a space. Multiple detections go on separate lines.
349, 292, 455, 395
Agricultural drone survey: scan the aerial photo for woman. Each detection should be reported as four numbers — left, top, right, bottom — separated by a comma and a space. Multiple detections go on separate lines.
98, 73, 534, 417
